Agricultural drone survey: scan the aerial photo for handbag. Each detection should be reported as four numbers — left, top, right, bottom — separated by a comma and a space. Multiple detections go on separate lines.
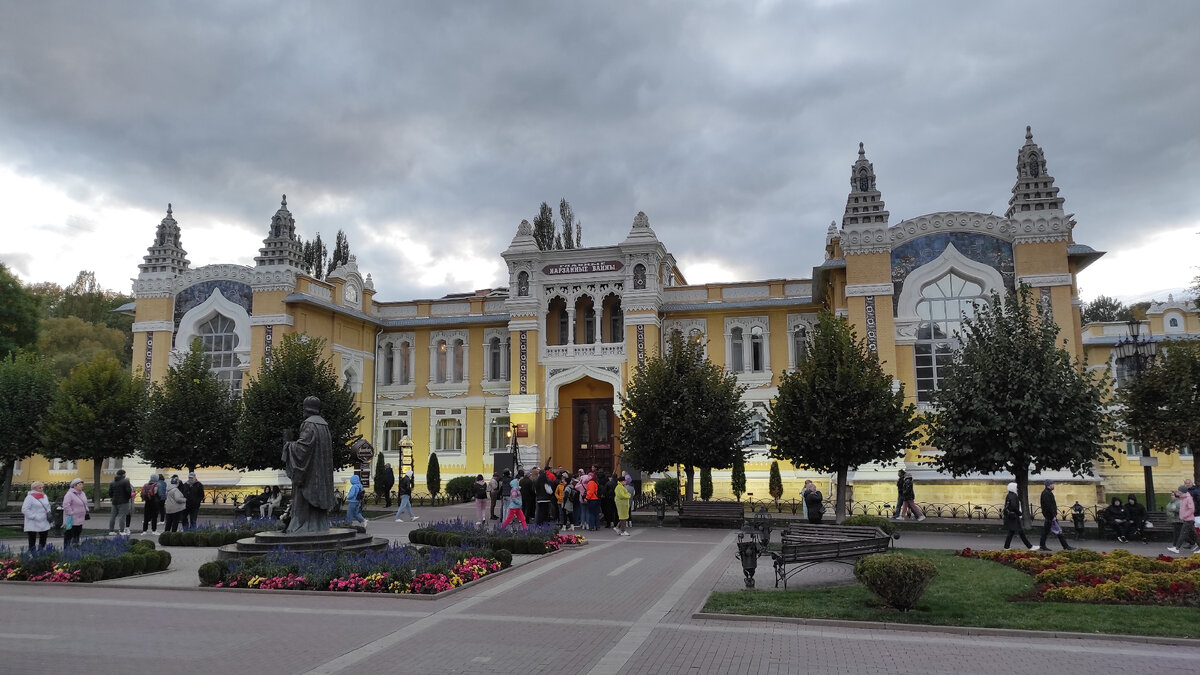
1050, 519, 1062, 535
84, 512, 91, 520
64, 515, 74, 529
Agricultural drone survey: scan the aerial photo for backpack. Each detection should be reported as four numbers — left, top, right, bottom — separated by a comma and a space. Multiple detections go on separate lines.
141, 482, 158, 502
474, 482, 488, 500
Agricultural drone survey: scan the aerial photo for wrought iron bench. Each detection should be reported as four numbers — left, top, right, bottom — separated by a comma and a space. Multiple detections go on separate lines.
678, 500, 746, 529
771, 523, 891, 589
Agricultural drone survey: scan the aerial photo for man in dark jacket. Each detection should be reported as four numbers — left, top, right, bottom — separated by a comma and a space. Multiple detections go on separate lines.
534, 468, 555, 525
1038, 480, 1075, 551
378, 463, 396, 508
519, 470, 535, 521
107, 469, 134, 535
183, 472, 204, 529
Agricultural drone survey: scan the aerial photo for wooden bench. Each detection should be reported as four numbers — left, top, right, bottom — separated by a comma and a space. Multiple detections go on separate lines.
771, 523, 891, 589
0, 511, 25, 528
678, 500, 745, 529
1094, 510, 1170, 542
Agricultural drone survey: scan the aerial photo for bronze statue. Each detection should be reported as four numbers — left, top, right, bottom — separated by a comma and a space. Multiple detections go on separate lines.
281, 396, 336, 533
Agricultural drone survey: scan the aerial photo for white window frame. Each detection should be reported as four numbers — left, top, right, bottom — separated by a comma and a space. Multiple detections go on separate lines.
787, 314, 816, 371
662, 318, 708, 358
483, 328, 511, 395
487, 409, 511, 454
431, 408, 466, 455
913, 271, 986, 404
724, 316, 771, 387
428, 330, 469, 397
1125, 441, 1141, 459
50, 458, 78, 473
379, 333, 416, 395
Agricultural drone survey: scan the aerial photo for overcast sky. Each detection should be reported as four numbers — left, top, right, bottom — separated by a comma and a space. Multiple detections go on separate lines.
2, 1, 1197, 305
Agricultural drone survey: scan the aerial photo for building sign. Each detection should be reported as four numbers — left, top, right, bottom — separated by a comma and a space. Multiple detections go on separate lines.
514, 423, 529, 438
543, 260, 623, 275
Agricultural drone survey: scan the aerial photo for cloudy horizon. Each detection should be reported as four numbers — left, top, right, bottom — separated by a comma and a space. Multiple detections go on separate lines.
2, 1, 1197, 306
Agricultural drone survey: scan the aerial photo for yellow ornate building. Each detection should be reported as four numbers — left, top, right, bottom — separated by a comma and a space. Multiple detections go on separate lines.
14, 127, 1195, 508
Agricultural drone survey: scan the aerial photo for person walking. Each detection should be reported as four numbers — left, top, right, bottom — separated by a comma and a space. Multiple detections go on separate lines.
346, 474, 368, 528
378, 463, 396, 508
519, 470, 535, 522
614, 476, 632, 536
1168, 484, 1197, 554
896, 469, 926, 521
139, 474, 160, 535
1037, 480, 1075, 551
183, 472, 204, 529
22, 481, 52, 551
500, 477, 527, 529
473, 474, 489, 525
394, 469, 418, 522
488, 471, 503, 520
1002, 482, 1038, 550
61, 478, 89, 548
163, 475, 187, 532
107, 469, 134, 535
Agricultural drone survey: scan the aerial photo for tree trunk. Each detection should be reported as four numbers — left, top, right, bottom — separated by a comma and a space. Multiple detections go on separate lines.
93, 460, 103, 510
683, 465, 695, 502
0, 461, 13, 510
835, 466, 849, 523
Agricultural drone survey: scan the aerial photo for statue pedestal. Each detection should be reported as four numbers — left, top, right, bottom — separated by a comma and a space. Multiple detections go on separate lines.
216, 527, 389, 560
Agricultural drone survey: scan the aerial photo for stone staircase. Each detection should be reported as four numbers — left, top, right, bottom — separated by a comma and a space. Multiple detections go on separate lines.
217, 527, 389, 559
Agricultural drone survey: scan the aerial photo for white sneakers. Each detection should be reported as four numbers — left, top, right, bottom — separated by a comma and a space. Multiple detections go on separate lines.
917, 516, 927, 522
619, 531, 630, 536
1029, 545, 1041, 551
1167, 546, 1180, 553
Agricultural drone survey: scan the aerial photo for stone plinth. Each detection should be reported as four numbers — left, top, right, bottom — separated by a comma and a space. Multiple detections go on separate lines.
217, 527, 389, 560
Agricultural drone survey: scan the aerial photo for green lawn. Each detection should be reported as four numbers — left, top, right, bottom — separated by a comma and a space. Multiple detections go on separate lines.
704, 549, 1198, 638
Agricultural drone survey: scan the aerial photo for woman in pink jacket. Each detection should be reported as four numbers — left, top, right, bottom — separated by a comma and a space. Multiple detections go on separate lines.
61, 477, 89, 548
1170, 485, 1196, 554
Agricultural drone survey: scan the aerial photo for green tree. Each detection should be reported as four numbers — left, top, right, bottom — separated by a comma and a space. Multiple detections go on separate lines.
301, 234, 328, 280
0, 354, 58, 508
233, 334, 363, 471
532, 202, 556, 251
1081, 295, 1133, 325
559, 198, 578, 250
0, 263, 40, 359
700, 466, 713, 501
730, 450, 746, 501
768, 460, 783, 504
619, 331, 752, 500
372, 451, 388, 499
327, 229, 351, 277
768, 312, 920, 522
138, 339, 240, 472
427, 453, 441, 496
37, 316, 127, 378
1119, 339, 1200, 485
929, 286, 1115, 524
41, 353, 145, 508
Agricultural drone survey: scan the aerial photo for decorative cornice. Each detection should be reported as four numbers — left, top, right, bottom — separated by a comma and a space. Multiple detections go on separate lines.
132, 321, 174, 333
134, 264, 298, 298
249, 314, 295, 326
887, 212, 1013, 248
507, 394, 539, 414
839, 223, 890, 255
1017, 274, 1072, 288
845, 283, 895, 297
330, 343, 374, 363
1009, 214, 1073, 244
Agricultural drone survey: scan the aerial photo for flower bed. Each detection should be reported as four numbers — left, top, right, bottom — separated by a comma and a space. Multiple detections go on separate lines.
1, 537, 171, 583
407, 518, 586, 554
957, 547, 1200, 606
198, 545, 506, 594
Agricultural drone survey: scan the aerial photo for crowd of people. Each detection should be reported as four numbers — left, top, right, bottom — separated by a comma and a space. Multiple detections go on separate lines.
473, 464, 635, 535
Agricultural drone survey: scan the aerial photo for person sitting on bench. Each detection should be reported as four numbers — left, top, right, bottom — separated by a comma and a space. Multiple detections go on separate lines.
1125, 494, 1149, 543
1101, 496, 1134, 543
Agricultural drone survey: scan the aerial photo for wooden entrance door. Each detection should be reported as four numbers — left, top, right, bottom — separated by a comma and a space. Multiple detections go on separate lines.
572, 398, 615, 473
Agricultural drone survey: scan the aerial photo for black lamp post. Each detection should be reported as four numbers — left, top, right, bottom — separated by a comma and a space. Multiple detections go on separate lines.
1115, 318, 1159, 510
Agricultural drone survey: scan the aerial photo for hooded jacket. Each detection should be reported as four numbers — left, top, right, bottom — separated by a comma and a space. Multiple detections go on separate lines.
164, 481, 187, 515
1179, 491, 1195, 522
348, 474, 365, 503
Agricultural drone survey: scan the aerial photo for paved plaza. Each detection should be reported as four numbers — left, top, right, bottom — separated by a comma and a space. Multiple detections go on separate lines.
2, 503, 1199, 674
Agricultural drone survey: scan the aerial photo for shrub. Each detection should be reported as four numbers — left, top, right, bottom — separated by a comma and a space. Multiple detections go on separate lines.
493, 549, 512, 568
179, 532, 197, 546
842, 515, 895, 536
653, 476, 680, 507
155, 550, 171, 571
198, 561, 224, 586
130, 539, 156, 555
446, 476, 477, 503
427, 453, 442, 496
768, 461, 783, 502
101, 558, 123, 580
512, 538, 529, 555
78, 562, 104, 582
700, 467, 713, 501
527, 539, 548, 555
853, 553, 938, 612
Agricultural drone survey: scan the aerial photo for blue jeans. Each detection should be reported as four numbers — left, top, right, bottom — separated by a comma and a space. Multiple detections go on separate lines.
347, 501, 366, 524
395, 494, 416, 520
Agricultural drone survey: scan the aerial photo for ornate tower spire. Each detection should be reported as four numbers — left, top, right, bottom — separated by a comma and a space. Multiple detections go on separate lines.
138, 203, 190, 277
841, 142, 889, 228
1005, 126, 1065, 218
255, 194, 303, 268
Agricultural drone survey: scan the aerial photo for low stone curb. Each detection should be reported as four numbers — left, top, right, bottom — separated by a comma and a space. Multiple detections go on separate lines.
692, 611, 1200, 646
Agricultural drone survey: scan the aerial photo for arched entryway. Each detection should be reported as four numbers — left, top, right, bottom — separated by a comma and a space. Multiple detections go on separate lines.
554, 376, 618, 474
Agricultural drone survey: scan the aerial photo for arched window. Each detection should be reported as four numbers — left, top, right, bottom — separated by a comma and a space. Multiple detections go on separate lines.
517, 271, 529, 297
1169, 317, 1180, 328
730, 327, 745, 373
452, 339, 465, 383
1028, 153, 1040, 178
610, 305, 624, 343
398, 341, 411, 385
384, 419, 409, 454
198, 313, 242, 392
383, 346, 395, 385
915, 272, 985, 403
689, 327, 703, 346
633, 264, 647, 290
558, 308, 569, 344
584, 307, 596, 344
750, 326, 764, 372
435, 340, 448, 383
488, 336, 509, 381
792, 326, 808, 368
858, 169, 869, 192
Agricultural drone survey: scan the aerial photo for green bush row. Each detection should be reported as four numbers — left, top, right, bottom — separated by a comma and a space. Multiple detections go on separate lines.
444, 476, 479, 502
159, 530, 244, 547
841, 514, 896, 536
406, 528, 550, 555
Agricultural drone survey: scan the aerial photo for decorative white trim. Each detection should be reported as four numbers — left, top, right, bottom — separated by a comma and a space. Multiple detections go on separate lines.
249, 314, 294, 326
840, 223, 890, 255
724, 316, 770, 375
307, 283, 332, 301
664, 288, 708, 303
1016, 274, 1071, 287
379, 332, 416, 387
662, 318, 709, 357
432, 301, 471, 316
429, 408, 467, 456
507, 317, 539, 331
622, 313, 661, 327
173, 288, 252, 367
376, 305, 419, 318
482, 327, 512, 384
887, 211, 1013, 248
484, 300, 507, 313
132, 320, 174, 333
722, 285, 769, 300
784, 283, 812, 297
337, 353, 364, 394
508, 394, 539, 414
1010, 214, 1073, 244
786, 313, 817, 369
845, 283, 895, 297
330, 343, 374, 363
894, 243, 1003, 328
544, 365, 624, 420
428, 329, 470, 391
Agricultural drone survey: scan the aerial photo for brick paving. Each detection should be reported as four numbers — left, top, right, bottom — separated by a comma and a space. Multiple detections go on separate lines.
2, 504, 1199, 674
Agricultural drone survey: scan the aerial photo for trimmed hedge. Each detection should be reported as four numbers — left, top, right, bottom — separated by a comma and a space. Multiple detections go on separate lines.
445, 476, 479, 503
853, 553, 938, 612
842, 514, 896, 536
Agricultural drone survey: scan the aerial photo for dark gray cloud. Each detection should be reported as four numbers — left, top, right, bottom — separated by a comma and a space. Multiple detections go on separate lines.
1, 1, 1197, 300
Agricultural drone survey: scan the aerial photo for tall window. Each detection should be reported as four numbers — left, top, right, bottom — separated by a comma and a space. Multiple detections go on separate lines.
750, 326, 764, 372
610, 306, 624, 342
558, 309, 569, 344
914, 272, 984, 403
730, 327, 745, 373
584, 307, 596, 344
384, 419, 409, 454
435, 340, 448, 383
398, 342, 411, 385
517, 271, 529, 297
435, 418, 463, 453
489, 415, 510, 452
488, 337, 510, 381
791, 326, 808, 367
633, 264, 647, 289
452, 339, 465, 383
198, 313, 242, 392
383, 347, 395, 385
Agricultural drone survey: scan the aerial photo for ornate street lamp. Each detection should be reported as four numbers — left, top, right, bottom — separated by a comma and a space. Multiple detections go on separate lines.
1115, 319, 1159, 510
